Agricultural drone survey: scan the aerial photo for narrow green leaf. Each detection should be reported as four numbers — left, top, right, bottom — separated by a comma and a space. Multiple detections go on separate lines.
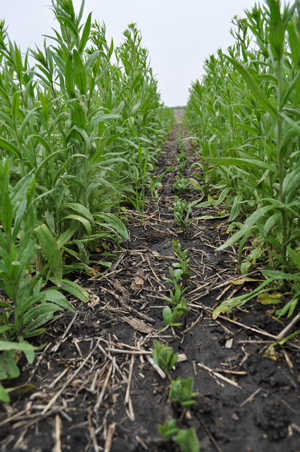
267, 0, 284, 61
62, 215, 92, 235
79, 12, 92, 54
64, 203, 94, 224
94, 213, 128, 240
217, 205, 275, 251
65, 55, 75, 98
225, 56, 278, 119
0, 138, 21, 158
35, 224, 63, 286
73, 101, 86, 129
204, 157, 278, 175
1, 190, 13, 235
60, 279, 89, 303
73, 49, 86, 95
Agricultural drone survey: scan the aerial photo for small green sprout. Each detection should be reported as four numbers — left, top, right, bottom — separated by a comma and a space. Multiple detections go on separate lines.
152, 340, 178, 379
169, 377, 197, 408
162, 298, 188, 331
173, 428, 200, 452
158, 419, 180, 441
174, 198, 193, 235
172, 240, 191, 282
158, 420, 200, 452
178, 160, 189, 172
177, 151, 188, 163
174, 175, 191, 194
162, 306, 183, 328
162, 268, 189, 306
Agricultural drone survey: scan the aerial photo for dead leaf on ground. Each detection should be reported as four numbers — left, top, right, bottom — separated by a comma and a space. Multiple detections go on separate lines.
257, 293, 283, 305
113, 279, 131, 298
86, 289, 99, 307
231, 277, 262, 285
124, 317, 154, 334
130, 269, 148, 294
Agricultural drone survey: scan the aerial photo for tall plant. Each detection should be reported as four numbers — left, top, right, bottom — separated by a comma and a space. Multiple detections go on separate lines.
185, 0, 300, 317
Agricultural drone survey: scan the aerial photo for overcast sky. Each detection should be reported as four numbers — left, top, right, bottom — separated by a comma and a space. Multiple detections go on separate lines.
2, 0, 259, 106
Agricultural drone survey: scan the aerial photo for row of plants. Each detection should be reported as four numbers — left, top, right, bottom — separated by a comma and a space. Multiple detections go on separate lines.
161, 240, 192, 331
150, 228, 199, 450
152, 341, 199, 452
184, 0, 300, 319
172, 126, 195, 237
0, 0, 173, 401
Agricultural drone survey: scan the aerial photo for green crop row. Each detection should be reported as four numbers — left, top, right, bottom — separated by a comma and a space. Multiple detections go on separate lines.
0, 0, 173, 401
184, 0, 300, 318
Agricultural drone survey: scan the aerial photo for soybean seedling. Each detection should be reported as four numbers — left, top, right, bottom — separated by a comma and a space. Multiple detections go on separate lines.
162, 298, 189, 331
152, 340, 178, 381
162, 267, 189, 305
158, 419, 180, 441
173, 176, 191, 194
158, 420, 200, 452
169, 377, 197, 422
173, 428, 200, 452
174, 197, 193, 236
172, 240, 191, 283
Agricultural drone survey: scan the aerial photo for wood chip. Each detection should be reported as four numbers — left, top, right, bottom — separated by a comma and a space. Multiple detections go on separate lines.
124, 317, 154, 334
177, 353, 188, 363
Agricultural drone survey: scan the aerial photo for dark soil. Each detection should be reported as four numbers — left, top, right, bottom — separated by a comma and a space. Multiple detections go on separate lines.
1, 113, 300, 452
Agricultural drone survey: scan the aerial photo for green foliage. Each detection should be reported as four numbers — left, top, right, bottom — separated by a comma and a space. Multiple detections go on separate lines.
174, 198, 193, 235
169, 377, 197, 408
0, 160, 75, 341
0, 340, 39, 402
173, 428, 200, 452
174, 175, 190, 194
184, 1, 300, 317
158, 419, 180, 441
152, 340, 178, 378
172, 240, 191, 282
158, 420, 200, 452
162, 298, 188, 329
161, 241, 191, 332
0, 0, 173, 390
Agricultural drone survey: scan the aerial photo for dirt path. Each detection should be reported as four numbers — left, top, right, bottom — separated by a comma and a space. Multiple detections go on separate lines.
1, 125, 300, 452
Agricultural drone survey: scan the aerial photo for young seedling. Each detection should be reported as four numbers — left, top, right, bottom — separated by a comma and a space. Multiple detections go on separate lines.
158, 419, 180, 441
162, 268, 189, 305
158, 420, 200, 452
163, 266, 183, 286
178, 160, 189, 172
169, 376, 197, 422
152, 340, 178, 381
177, 151, 188, 163
173, 428, 200, 452
173, 175, 191, 194
174, 197, 193, 236
172, 240, 191, 283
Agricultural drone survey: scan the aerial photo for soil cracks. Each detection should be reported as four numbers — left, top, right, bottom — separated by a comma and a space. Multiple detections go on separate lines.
1, 117, 300, 452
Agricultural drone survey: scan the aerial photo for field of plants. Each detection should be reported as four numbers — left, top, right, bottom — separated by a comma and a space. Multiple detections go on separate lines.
1, 1, 300, 452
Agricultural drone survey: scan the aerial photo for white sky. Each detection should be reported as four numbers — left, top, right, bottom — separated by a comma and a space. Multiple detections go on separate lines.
2, 0, 259, 106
